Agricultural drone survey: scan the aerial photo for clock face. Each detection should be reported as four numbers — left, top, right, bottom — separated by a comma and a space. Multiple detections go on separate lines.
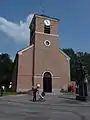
44, 20, 50, 26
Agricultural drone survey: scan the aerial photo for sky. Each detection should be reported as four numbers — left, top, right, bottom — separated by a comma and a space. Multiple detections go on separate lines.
0, 0, 90, 60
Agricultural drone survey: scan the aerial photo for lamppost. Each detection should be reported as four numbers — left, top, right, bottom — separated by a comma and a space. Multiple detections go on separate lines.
75, 60, 88, 101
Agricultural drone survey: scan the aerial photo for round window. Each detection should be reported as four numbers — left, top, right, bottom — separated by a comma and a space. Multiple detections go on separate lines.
44, 40, 51, 46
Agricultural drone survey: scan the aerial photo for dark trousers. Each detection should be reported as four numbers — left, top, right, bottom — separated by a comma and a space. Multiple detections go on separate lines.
33, 94, 36, 102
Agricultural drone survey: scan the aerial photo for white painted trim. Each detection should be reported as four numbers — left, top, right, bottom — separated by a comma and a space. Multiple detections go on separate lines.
34, 75, 60, 78
67, 58, 70, 60
35, 31, 59, 37
59, 49, 70, 60
18, 52, 22, 55
42, 71, 53, 77
53, 76, 60, 78
18, 44, 33, 55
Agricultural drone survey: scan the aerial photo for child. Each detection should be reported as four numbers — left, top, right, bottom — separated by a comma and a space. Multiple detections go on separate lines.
39, 91, 45, 101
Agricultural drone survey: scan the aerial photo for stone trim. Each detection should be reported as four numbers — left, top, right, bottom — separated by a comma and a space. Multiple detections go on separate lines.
18, 45, 33, 55
35, 31, 59, 37
59, 49, 70, 59
34, 75, 60, 78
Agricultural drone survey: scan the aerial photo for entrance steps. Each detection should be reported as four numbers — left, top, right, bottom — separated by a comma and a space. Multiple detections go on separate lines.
45, 92, 63, 96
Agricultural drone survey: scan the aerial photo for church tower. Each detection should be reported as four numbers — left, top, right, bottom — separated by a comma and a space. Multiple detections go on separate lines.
29, 14, 70, 93
12, 14, 70, 93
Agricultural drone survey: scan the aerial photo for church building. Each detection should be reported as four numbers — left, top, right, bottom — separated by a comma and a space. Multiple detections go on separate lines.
12, 14, 70, 93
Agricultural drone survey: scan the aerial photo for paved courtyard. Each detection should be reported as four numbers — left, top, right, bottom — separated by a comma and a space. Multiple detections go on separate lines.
0, 93, 90, 120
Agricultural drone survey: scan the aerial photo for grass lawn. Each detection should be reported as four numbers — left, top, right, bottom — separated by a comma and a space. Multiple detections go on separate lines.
3, 91, 16, 96
0, 89, 16, 96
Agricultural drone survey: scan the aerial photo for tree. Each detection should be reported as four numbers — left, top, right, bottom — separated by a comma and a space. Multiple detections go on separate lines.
62, 49, 90, 82
0, 53, 13, 88
62, 48, 78, 81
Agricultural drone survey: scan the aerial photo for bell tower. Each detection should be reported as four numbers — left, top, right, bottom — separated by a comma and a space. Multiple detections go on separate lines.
29, 14, 59, 50
28, 14, 70, 93
29, 14, 60, 88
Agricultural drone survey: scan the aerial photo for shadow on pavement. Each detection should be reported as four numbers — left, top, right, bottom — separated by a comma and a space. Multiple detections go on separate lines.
29, 99, 46, 102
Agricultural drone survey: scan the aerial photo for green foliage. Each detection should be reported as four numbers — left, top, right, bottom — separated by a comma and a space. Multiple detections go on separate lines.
0, 53, 13, 87
62, 48, 90, 81
62, 48, 77, 81
3, 91, 16, 96
0, 89, 16, 96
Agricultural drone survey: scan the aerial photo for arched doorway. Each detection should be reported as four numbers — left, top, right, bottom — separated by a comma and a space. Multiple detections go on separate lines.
43, 72, 52, 92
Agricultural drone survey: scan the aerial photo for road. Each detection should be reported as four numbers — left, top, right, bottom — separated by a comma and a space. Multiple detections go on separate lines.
0, 93, 90, 120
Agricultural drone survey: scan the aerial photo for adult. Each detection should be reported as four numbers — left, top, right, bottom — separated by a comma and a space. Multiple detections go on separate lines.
32, 84, 40, 102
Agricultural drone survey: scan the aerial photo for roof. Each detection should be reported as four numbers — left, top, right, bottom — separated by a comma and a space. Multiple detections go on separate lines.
34, 14, 59, 21
59, 49, 70, 60
18, 45, 33, 55
29, 13, 59, 28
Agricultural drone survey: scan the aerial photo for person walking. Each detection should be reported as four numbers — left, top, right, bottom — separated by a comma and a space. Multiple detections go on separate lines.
32, 84, 40, 102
